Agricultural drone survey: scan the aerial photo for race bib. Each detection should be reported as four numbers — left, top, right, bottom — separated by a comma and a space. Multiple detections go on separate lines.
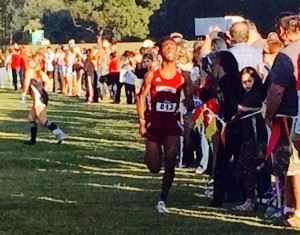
156, 102, 177, 112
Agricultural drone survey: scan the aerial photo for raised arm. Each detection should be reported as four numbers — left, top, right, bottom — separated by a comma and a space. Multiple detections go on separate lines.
40, 71, 52, 91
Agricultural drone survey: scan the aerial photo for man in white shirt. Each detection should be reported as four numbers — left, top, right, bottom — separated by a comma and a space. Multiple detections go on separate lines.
229, 21, 263, 71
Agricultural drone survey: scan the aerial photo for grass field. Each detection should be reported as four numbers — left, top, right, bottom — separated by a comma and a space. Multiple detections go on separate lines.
0, 88, 299, 235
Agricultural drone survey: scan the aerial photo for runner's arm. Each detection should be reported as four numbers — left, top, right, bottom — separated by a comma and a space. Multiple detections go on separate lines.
40, 71, 52, 91
136, 70, 153, 121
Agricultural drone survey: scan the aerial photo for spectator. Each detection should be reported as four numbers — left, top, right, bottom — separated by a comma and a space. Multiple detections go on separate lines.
208, 51, 243, 207
11, 43, 21, 91
265, 12, 300, 227
5, 47, 13, 89
84, 48, 96, 104
246, 19, 266, 49
134, 52, 154, 95
0, 49, 5, 89
229, 21, 263, 71
233, 67, 267, 211
44, 46, 56, 92
108, 51, 120, 103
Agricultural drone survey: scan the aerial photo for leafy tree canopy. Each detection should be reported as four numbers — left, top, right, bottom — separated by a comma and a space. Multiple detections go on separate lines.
0, 0, 299, 43
3, 0, 162, 43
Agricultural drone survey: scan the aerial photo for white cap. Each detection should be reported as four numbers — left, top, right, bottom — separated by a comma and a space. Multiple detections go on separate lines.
170, 32, 183, 39
142, 39, 154, 48
102, 40, 110, 48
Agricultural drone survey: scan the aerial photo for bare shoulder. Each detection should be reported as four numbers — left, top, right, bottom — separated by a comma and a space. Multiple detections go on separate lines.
144, 69, 155, 83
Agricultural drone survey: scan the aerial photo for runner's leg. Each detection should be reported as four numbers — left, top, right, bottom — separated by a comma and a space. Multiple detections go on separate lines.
145, 140, 162, 173
160, 135, 180, 201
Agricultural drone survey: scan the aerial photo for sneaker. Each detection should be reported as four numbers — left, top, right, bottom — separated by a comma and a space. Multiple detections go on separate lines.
195, 166, 205, 175
20, 95, 26, 104
207, 178, 214, 185
53, 128, 65, 144
156, 201, 169, 213
286, 215, 300, 228
233, 202, 255, 211
24, 140, 36, 145
204, 188, 214, 197
265, 207, 283, 219
273, 212, 294, 226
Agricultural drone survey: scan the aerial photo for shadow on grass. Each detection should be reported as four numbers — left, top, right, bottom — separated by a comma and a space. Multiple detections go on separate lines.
1, 90, 300, 234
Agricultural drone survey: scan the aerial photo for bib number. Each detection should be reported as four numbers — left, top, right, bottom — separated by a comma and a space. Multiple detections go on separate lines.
156, 102, 176, 112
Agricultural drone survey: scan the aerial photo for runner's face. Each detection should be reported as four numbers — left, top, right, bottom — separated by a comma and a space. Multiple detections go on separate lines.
161, 40, 177, 62
241, 73, 254, 92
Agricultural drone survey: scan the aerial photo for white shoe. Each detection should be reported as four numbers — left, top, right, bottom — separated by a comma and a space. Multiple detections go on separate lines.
232, 201, 255, 211
156, 201, 169, 213
208, 178, 214, 185
204, 188, 214, 197
53, 128, 65, 144
20, 95, 26, 104
195, 166, 205, 175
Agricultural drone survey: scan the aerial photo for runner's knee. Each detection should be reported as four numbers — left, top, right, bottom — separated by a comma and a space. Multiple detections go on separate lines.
145, 155, 161, 173
28, 110, 35, 122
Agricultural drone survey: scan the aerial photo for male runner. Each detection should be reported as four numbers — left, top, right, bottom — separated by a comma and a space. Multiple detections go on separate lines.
136, 36, 193, 213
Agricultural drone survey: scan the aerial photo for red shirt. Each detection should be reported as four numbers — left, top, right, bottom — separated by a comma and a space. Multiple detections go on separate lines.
11, 53, 20, 69
109, 57, 119, 73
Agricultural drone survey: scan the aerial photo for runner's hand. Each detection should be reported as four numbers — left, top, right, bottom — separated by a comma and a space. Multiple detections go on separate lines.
139, 119, 147, 137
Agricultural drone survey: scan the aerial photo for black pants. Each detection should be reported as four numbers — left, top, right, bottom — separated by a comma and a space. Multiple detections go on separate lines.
124, 84, 135, 104
212, 122, 242, 205
93, 71, 99, 102
12, 68, 20, 90
115, 83, 123, 104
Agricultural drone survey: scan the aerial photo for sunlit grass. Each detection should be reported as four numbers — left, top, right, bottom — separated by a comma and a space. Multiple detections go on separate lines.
0, 88, 299, 234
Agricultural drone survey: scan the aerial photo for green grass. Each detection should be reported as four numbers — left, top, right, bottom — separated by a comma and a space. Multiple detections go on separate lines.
0, 88, 299, 235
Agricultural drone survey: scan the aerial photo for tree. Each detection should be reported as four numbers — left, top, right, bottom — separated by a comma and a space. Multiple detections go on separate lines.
10, 0, 162, 43
5, 0, 300, 43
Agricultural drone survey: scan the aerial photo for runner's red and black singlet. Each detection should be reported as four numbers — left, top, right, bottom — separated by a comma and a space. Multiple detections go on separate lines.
145, 69, 185, 129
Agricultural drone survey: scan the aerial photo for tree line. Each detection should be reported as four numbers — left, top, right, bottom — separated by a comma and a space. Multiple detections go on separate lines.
0, 0, 299, 44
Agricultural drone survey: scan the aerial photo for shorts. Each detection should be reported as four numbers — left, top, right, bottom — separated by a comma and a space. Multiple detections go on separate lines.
100, 75, 109, 83
287, 143, 300, 176
107, 73, 119, 86
57, 65, 65, 74
269, 118, 292, 176
146, 120, 183, 144
272, 139, 290, 177
66, 66, 74, 75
